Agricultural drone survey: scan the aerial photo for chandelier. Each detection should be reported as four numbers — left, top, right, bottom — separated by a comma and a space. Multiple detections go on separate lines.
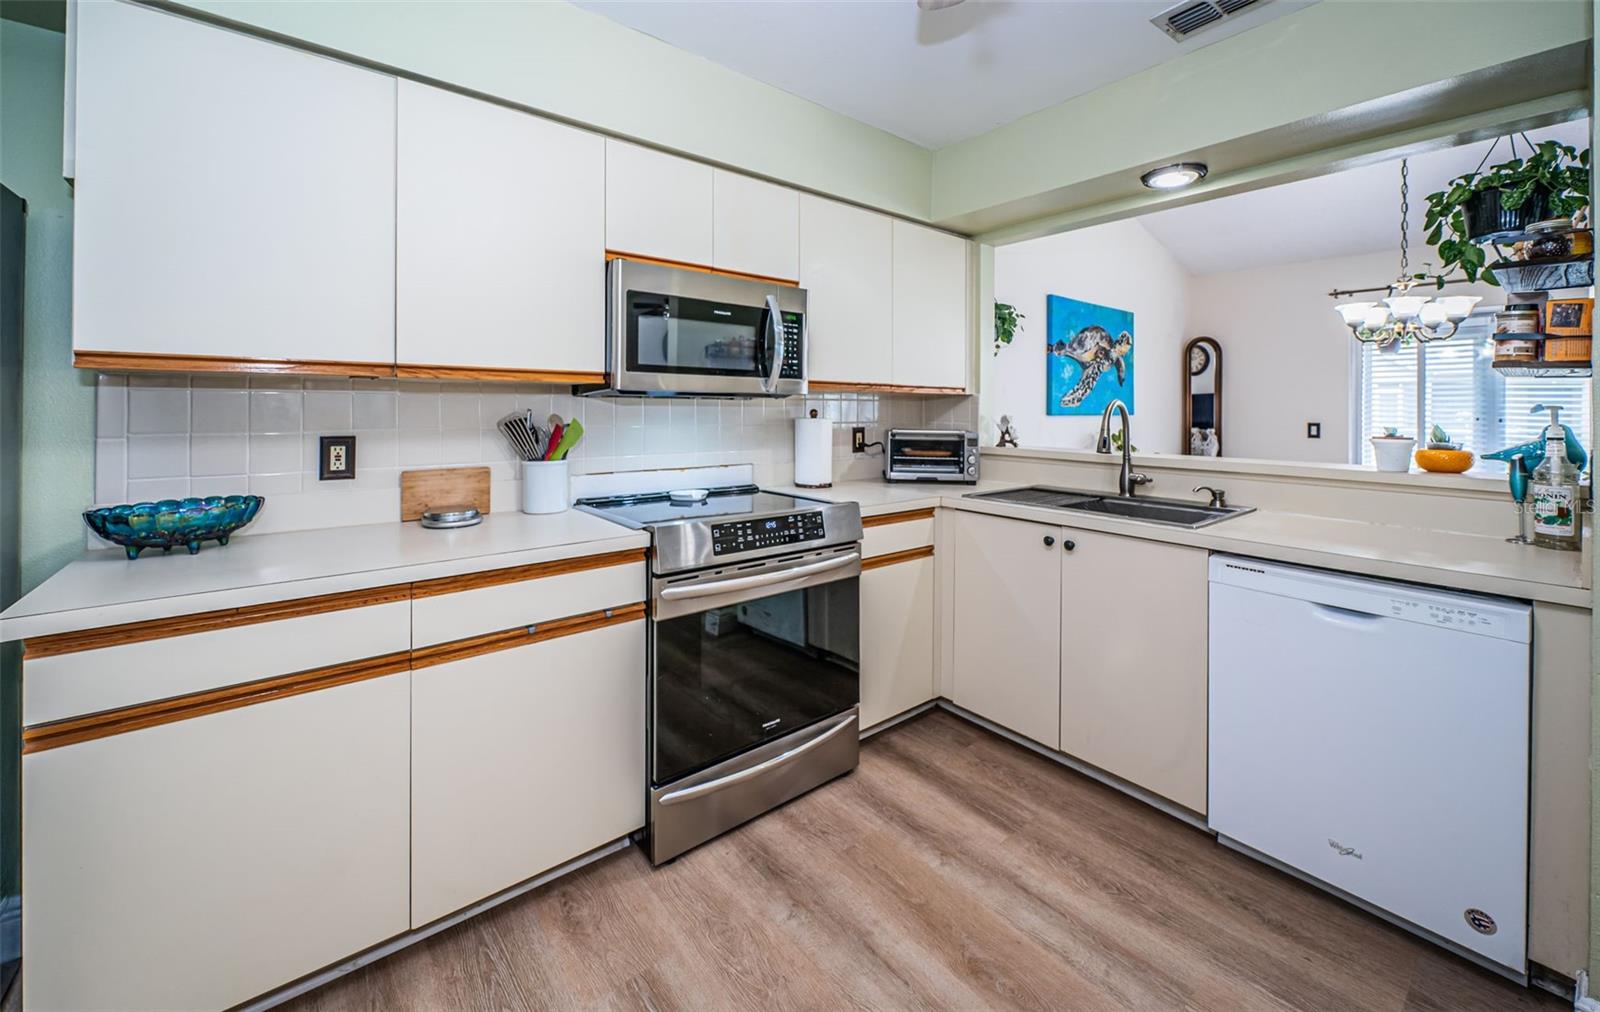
1332, 159, 1480, 346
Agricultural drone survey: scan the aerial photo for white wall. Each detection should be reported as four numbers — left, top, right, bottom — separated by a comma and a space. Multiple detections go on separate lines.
991, 219, 1190, 454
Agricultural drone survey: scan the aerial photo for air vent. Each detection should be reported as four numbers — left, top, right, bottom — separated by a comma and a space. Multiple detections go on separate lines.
1152, 0, 1272, 41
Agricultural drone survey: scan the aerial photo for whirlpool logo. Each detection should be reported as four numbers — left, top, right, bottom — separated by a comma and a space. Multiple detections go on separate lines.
1327, 838, 1363, 860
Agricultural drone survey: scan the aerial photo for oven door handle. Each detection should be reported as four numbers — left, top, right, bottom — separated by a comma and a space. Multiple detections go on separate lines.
658, 551, 859, 602
657, 713, 857, 806
761, 294, 784, 394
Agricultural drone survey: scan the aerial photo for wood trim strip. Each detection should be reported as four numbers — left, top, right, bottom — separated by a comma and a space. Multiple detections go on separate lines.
861, 508, 936, 529
21, 651, 412, 754
22, 584, 413, 660
395, 364, 607, 384
861, 545, 934, 571
411, 602, 646, 670
74, 350, 394, 380
809, 380, 968, 395
605, 251, 799, 288
411, 549, 647, 599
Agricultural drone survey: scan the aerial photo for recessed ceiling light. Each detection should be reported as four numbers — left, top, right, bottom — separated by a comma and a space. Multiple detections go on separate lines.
1140, 163, 1209, 190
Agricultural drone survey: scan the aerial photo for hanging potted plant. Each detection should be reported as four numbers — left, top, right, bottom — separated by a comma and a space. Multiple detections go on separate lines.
994, 302, 1023, 354
1422, 138, 1589, 285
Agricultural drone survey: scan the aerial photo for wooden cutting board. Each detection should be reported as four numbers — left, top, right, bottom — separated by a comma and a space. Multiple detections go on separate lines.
400, 467, 491, 522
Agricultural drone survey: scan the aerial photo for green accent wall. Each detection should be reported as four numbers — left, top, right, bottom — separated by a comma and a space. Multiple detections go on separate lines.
0, 19, 90, 596
170, 0, 936, 220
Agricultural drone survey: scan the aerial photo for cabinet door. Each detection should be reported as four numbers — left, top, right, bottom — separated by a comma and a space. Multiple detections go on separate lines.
412, 620, 646, 926
713, 170, 800, 281
605, 140, 714, 266
23, 675, 410, 1011
397, 82, 604, 374
891, 220, 970, 390
860, 554, 935, 729
800, 195, 893, 385
1059, 532, 1208, 813
72, 1, 396, 365
949, 511, 1061, 747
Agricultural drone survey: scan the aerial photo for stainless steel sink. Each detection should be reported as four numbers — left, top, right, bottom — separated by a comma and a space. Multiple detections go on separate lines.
966, 486, 1253, 529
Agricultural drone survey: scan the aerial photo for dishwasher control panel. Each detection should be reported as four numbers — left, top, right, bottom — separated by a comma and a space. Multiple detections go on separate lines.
1389, 598, 1501, 633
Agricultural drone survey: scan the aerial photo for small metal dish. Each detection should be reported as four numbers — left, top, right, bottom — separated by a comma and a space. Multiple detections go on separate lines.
420, 505, 483, 529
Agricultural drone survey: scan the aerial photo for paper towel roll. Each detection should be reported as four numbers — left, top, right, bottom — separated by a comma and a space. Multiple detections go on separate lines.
794, 414, 833, 488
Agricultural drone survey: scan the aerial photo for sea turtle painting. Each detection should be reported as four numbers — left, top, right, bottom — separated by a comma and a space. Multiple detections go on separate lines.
1044, 295, 1135, 416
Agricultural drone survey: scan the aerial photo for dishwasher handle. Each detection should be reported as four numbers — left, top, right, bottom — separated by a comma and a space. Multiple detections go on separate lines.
1309, 601, 1386, 627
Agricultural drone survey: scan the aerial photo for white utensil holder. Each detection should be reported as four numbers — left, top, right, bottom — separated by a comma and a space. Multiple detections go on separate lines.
521, 460, 570, 514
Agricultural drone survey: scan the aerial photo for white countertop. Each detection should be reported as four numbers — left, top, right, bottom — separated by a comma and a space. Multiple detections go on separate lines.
779, 479, 1592, 608
0, 510, 647, 641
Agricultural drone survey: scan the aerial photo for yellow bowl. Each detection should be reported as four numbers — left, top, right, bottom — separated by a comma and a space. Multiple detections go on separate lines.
1414, 448, 1474, 473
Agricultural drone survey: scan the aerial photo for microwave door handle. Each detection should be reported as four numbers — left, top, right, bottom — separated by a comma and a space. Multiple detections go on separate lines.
658, 551, 859, 602
762, 294, 784, 394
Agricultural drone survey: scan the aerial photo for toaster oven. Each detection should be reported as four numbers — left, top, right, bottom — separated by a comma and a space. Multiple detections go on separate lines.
884, 429, 978, 483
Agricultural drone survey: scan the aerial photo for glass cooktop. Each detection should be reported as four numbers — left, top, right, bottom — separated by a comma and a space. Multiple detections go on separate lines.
576, 485, 826, 529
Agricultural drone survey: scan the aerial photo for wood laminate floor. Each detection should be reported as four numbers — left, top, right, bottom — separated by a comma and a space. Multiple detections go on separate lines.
279, 710, 1558, 1012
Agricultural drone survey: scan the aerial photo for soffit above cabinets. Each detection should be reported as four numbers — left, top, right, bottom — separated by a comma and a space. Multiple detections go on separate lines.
572, 0, 1315, 148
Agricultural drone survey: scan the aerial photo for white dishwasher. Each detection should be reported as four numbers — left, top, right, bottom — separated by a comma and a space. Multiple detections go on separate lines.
1208, 555, 1531, 976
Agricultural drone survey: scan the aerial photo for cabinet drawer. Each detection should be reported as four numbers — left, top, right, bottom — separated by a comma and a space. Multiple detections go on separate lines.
412, 553, 645, 648
861, 508, 935, 559
24, 596, 410, 726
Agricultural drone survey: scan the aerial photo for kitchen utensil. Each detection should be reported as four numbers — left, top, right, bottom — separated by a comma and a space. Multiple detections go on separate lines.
543, 422, 565, 461
84, 495, 264, 559
419, 504, 483, 529
549, 418, 584, 461
498, 414, 539, 461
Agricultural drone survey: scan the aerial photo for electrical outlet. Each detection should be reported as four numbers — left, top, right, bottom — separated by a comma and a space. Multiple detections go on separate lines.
319, 435, 356, 480
1306, 422, 1322, 439
852, 427, 866, 453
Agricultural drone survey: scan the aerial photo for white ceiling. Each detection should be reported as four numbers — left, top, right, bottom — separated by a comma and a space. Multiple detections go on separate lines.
573, 0, 1317, 149
1138, 119, 1592, 277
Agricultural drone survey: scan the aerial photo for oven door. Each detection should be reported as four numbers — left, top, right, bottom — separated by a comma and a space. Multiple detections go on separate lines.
607, 259, 806, 397
650, 546, 860, 788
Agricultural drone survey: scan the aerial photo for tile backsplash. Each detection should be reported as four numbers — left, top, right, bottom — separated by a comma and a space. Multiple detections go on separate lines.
94, 374, 976, 539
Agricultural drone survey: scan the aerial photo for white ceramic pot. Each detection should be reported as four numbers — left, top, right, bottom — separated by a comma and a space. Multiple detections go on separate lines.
1370, 436, 1417, 473
521, 459, 570, 514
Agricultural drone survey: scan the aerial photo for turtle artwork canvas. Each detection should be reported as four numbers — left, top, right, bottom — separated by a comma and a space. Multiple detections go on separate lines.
1045, 295, 1134, 416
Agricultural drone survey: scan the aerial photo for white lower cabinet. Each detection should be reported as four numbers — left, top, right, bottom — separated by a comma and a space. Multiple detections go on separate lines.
860, 554, 936, 729
411, 620, 646, 926
23, 675, 411, 1012
948, 511, 1061, 747
1058, 531, 1209, 813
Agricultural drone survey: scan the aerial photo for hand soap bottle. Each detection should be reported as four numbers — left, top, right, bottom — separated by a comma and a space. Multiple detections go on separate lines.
1530, 404, 1584, 551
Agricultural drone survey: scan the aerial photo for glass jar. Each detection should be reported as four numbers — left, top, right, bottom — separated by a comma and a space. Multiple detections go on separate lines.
1527, 218, 1574, 259
1496, 303, 1543, 335
1493, 337, 1541, 362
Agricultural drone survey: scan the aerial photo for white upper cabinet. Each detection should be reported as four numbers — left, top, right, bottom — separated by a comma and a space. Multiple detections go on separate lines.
605, 140, 714, 266
891, 220, 970, 390
713, 170, 800, 281
799, 195, 893, 385
397, 82, 604, 375
71, 1, 396, 365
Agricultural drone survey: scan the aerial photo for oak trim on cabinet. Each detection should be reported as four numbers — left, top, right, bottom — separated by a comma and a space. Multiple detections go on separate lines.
22, 585, 414, 659
808, 380, 967, 395
604, 250, 798, 288
74, 350, 394, 379
410, 549, 647, 599
21, 651, 412, 754
861, 545, 935, 571
410, 603, 646, 669
861, 508, 936, 528
395, 364, 607, 384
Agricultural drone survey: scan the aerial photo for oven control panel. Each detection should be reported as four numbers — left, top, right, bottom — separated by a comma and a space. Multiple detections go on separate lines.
712, 511, 825, 555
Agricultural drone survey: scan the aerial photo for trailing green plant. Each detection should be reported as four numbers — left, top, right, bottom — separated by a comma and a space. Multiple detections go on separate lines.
994, 302, 1024, 354
1422, 140, 1590, 286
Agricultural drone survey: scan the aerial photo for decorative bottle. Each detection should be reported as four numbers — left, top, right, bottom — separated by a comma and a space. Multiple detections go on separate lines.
1530, 404, 1583, 551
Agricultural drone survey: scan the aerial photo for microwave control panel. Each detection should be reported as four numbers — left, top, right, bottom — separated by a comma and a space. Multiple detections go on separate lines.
711, 511, 824, 555
780, 313, 804, 380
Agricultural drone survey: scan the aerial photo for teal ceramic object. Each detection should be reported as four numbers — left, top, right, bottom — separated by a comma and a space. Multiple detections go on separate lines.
84, 495, 264, 559
1484, 426, 1588, 472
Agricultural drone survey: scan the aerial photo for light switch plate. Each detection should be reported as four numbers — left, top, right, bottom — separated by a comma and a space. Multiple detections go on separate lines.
1307, 422, 1322, 439
319, 435, 356, 480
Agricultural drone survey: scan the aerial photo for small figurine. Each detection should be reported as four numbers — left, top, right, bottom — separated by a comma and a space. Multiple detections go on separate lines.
996, 415, 1019, 448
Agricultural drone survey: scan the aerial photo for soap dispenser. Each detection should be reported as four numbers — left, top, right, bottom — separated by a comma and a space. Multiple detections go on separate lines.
1530, 403, 1584, 551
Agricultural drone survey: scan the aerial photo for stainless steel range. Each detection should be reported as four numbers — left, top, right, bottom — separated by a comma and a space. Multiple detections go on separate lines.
576, 483, 863, 864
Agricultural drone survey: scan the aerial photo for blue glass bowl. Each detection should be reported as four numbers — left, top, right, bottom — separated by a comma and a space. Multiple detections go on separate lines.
84, 495, 265, 560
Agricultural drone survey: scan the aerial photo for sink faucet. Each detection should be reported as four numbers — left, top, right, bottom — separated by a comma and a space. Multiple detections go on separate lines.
1096, 399, 1151, 497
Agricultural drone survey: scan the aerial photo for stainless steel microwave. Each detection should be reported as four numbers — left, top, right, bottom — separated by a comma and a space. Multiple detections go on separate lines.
592, 259, 806, 398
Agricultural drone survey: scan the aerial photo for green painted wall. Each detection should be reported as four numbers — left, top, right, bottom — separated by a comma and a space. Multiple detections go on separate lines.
169, 0, 935, 220
932, 0, 1592, 228
0, 19, 89, 595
